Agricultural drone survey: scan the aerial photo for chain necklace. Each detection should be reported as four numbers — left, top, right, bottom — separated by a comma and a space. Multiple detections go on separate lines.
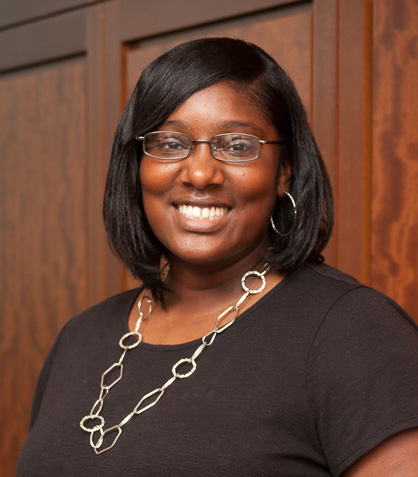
80, 265, 269, 454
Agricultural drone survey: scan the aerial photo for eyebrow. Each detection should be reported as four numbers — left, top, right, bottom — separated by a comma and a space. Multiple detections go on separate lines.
160, 119, 264, 132
159, 120, 186, 128
220, 120, 263, 132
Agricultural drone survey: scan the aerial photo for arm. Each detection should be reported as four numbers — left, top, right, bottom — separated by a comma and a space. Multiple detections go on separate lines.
344, 428, 418, 476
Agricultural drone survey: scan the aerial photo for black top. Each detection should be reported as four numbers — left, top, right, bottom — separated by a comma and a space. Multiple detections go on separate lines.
17, 263, 418, 476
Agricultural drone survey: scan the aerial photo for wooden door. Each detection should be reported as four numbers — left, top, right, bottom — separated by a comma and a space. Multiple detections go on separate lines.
0, 3, 121, 474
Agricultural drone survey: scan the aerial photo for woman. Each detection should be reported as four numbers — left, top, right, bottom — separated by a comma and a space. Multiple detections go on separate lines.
18, 38, 418, 476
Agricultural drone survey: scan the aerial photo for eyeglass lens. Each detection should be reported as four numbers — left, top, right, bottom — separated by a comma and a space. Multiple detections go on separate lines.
143, 132, 261, 161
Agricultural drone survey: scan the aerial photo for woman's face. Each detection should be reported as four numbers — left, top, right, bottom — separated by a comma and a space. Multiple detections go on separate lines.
140, 81, 291, 269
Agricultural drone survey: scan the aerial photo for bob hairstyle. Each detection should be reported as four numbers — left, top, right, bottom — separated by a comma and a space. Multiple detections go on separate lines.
103, 37, 334, 301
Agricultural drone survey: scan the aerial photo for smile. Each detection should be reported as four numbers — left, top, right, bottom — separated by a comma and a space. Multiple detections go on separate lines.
177, 204, 229, 220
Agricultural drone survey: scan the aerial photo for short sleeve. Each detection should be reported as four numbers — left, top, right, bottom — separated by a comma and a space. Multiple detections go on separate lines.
307, 287, 418, 476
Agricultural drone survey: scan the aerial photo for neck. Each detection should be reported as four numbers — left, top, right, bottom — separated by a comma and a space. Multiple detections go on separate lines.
165, 249, 268, 296
156, 247, 273, 322
129, 249, 284, 345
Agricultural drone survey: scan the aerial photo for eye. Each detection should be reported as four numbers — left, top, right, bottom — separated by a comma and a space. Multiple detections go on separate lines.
156, 135, 189, 152
219, 135, 258, 157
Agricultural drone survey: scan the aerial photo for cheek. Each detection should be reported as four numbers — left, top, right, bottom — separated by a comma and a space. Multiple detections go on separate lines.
235, 166, 280, 204
140, 160, 177, 199
139, 162, 167, 227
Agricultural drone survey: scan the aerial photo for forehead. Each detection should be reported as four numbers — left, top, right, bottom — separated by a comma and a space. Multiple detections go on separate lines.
161, 82, 273, 136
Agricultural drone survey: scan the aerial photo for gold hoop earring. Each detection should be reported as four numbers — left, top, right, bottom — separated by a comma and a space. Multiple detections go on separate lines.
270, 191, 297, 237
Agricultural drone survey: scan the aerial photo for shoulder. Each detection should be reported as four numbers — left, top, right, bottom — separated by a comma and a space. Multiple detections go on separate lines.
310, 263, 416, 329
303, 261, 360, 285
295, 262, 363, 301
58, 287, 142, 343
294, 263, 416, 327
281, 262, 363, 310
28, 287, 141, 428
295, 263, 418, 357
301, 265, 418, 475
35, 287, 141, 390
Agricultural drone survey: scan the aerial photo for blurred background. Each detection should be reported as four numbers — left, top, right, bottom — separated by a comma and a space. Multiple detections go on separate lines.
1, 0, 417, 474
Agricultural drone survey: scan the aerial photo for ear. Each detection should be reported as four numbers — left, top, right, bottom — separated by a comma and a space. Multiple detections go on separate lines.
276, 161, 292, 198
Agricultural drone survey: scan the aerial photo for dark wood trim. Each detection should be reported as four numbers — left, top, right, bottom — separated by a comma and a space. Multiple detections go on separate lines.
312, 0, 338, 266
337, 0, 373, 283
0, 0, 103, 30
0, 10, 86, 73
119, 0, 305, 42
86, 1, 123, 305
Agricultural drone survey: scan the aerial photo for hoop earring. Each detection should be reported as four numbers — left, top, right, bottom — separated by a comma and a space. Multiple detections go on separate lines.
270, 191, 297, 237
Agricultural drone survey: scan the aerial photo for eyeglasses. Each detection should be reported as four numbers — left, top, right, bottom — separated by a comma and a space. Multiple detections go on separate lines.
135, 131, 282, 162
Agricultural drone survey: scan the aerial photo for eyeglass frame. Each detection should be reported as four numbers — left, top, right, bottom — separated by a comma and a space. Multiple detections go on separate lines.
135, 131, 283, 163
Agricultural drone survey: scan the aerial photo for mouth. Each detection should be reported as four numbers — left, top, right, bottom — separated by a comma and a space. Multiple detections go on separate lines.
176, 204, 229, 220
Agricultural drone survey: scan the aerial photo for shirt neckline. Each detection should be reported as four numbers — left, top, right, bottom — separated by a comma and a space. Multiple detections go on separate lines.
120, 269, 295, 352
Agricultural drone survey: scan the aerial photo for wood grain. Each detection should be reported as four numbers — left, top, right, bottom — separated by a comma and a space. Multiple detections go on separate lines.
119, 0, 302, 42
312, 0, 338, 266
0, 57, 89, 475
337, 0, 373, 283
371, 0, 418, 318
86, 1, 124, 304
126, 4, 312, 107
0, 9, 86, 73
2, 1, 418, 475
0, 0, 98, 29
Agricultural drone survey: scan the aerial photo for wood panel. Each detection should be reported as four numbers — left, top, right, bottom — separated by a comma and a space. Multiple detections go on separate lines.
125, 5, 312, 105
120, 0, 302, 42
123, 3, 313, 289
86, 1, 124, 303
0, 58, 89, 474
337, 0, 373, 283
0, 0, 101, 29
0, 10, 86, 73
312, 0, 338, 265
371, 0, 418, 317
0, 4, 123, 473
1, 1, 417, 475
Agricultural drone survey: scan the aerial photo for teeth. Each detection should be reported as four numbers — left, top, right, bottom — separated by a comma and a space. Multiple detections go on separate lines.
177, 204, 228, 220
193, 206, 200, 218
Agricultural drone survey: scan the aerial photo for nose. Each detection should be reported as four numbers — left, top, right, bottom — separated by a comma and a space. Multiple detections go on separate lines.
179, 142, 224, 189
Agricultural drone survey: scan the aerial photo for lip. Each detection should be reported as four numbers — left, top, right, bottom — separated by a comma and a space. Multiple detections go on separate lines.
173, 195, 232, 210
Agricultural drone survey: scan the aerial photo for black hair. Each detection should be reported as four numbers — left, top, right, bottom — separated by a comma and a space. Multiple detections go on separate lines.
103, 37, 334, 302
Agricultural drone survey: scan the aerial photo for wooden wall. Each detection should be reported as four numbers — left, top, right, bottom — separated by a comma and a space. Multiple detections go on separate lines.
0, 0, 417, 474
